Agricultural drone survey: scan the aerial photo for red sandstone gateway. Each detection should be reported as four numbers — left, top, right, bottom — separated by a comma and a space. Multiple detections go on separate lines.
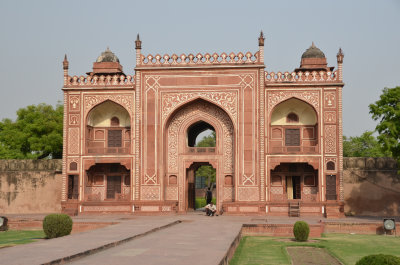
61, 33, 345, 217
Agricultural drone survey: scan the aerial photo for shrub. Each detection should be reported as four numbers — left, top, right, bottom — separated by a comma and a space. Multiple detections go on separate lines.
356, 254, 400, 265
43, 214, 73, 239
293, 221, 310, 242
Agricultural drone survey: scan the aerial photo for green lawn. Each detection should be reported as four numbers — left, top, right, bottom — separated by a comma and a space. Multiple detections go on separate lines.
230, 234, 400, 265
0, 230, 45, 248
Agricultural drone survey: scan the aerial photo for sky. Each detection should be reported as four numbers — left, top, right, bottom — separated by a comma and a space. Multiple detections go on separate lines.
0, 0, 399, 137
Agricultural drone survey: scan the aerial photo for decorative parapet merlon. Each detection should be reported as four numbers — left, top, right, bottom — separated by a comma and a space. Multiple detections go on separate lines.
138, 51, 261, 67
265, 70, 339, 83
64, 74, 135, 87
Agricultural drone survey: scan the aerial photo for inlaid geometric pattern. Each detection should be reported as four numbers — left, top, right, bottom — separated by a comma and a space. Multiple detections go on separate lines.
141, 186, 160, 200
325, 125, 337, 153
161, 206, 171, 212
223, 187, 234, 201
238, 187, 259, 201
303, 186, 318, 195
166, 186, 178, 201
271, 186, 283, 194
68, 128, 79, 154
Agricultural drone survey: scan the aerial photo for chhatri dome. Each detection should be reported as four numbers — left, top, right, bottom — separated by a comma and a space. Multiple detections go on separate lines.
89, 47, 124, 75
296, 42, 333, 72
96, 47, 120, 63
301, 42, 326, 59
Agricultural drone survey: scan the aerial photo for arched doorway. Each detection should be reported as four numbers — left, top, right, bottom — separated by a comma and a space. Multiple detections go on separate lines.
270, 163, 319, 202
164, 99, 234, 212
186, 162, 216, 211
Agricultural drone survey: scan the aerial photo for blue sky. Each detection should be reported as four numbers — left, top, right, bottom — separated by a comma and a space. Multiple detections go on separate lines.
0, 0, 399, 136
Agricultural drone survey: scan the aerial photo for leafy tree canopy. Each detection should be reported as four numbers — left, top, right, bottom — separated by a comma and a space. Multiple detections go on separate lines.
343, 131, 391, 157
196, 131, 216, 147
0, 103, 63, 159
369, 86, 400, 163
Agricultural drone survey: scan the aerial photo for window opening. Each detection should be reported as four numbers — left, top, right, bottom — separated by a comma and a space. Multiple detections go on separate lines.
287, 112, 299, 123
285, 129, 300, 146
108, 130, 122, 147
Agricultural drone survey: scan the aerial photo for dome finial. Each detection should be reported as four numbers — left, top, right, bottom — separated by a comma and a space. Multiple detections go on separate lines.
312, 41, 315, 48
96, 48, 120, 63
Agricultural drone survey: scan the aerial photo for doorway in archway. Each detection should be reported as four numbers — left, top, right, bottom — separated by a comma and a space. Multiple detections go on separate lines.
186, 162, 216, 211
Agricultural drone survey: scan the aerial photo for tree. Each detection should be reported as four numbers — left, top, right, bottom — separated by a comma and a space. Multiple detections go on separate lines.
195, 131, 216, 185
196, 131, 216, 147
343, 131, 391, 157
369, 86, 400, 165
0, 103, 63, 159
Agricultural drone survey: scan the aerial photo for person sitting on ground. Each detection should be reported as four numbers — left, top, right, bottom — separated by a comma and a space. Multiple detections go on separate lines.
205, 202, 217, 216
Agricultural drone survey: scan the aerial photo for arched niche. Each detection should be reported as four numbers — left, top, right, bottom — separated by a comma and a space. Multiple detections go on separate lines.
87, 100, 130, 127
271, 98, 317, 126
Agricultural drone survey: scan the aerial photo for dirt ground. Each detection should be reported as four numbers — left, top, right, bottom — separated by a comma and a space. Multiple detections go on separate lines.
286, 247, 343, 265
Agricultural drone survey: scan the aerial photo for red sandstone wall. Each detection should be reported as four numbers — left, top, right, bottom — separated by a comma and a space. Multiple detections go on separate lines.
0, 160, 62, 214
343, 157, 400, 216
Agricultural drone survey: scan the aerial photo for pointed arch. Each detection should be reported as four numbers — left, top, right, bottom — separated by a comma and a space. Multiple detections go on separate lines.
162, 94, 237, 127
87, 100, 131, 127
163, 99, 235, 212
270, 97, 317, 126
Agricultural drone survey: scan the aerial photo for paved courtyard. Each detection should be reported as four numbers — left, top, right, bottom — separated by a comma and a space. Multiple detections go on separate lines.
0, 213, 391, 265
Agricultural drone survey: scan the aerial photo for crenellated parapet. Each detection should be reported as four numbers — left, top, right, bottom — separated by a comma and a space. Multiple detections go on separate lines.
64, 74, 135, 88
265, 70, 339, 83
137, 51, 261, 67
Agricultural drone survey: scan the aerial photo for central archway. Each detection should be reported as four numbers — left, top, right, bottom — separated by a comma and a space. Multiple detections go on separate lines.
163, 99, 235, 212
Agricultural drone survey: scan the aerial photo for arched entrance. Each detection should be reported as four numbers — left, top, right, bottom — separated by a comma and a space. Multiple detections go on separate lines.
186, 162, 216, 211
164, 99, 235, 212
270, 163, 319, 202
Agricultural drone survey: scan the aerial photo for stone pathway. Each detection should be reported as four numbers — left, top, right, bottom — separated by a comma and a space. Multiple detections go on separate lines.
0, 214, 384, 265
287, 247, 343, 265
0, 214, 248, 265
69, 215, 244, 265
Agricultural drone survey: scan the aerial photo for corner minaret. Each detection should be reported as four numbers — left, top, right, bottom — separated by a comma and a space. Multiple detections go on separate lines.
336, 48, 344, 81
258, 31, 265, 63
63, 54, 69, 86
135, 34, 142, 66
